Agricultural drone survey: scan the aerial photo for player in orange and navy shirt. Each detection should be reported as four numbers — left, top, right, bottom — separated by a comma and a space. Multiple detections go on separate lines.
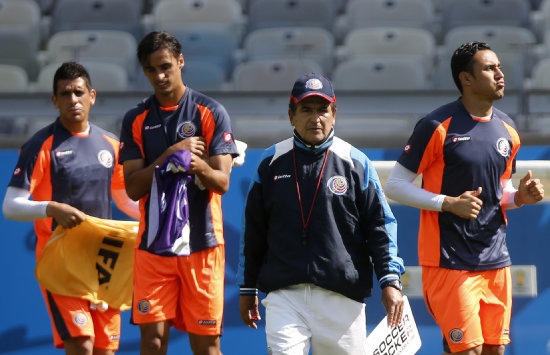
3, 62, 139, 355
118, 31, 238, 354
385, 42, 544, 354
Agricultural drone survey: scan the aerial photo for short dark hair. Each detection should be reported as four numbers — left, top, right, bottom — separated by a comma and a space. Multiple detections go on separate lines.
450, 41, 492, 93
137, 31, 182, 66
53, 61, 92, 95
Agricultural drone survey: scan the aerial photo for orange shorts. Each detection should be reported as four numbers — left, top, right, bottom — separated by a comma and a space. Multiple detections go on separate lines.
41, 286, 121, 350
132, 245, 225, 335
422, 266, 511, 353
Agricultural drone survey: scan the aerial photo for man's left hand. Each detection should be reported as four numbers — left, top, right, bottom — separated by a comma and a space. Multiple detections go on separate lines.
516, 170, 544, 206
382, 286, 403, 327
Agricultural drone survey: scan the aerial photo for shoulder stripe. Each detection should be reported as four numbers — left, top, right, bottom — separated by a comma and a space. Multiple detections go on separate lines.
418, 117, 451, 194
132, 110, 149, 158
330, 137, 355, 168
197, 103, 215, 151
501, 120, 521, 180
270, 138, 293, 165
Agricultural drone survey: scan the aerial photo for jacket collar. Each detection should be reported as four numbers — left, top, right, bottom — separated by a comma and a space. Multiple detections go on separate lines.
293, 128, 334, 153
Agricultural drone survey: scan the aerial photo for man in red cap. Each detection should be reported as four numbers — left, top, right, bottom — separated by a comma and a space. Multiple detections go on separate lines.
237, 73, 405, 354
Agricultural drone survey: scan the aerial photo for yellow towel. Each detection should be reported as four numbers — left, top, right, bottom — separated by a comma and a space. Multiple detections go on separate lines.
35, 216, 138, 311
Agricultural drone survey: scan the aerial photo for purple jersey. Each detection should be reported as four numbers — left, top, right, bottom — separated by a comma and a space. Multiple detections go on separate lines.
146, 150, 193, 256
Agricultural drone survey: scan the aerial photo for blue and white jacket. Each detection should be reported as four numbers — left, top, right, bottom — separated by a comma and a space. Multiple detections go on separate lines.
237, 131, 404, 302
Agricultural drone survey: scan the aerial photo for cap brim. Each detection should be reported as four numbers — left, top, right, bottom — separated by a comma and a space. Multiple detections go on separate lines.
290, 92, 336, 103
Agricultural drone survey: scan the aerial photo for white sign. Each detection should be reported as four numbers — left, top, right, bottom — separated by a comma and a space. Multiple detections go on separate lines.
365, 296, 421, 355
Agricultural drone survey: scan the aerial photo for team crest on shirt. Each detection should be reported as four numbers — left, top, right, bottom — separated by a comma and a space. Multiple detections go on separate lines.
13, 167, 22, 176
73, 312, 88, 327
403, 144, 411, 153
137, 300, 151, 314
495, 138, 511, 158
177, 121, 196, 139
327, 176, 348, 195
449, 329, 464, 343
97, 150, 114, 168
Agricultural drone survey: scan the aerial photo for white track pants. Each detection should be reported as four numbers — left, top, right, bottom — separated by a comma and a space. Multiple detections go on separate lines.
262, 284, 368, 355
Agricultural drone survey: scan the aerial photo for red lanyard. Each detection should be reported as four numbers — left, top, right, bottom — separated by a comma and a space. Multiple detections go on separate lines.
292, 145, 330, 244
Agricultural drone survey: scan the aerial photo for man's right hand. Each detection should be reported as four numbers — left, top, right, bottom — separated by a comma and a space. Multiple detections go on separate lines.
442, 187, 483, 219
239, 295, 261, 330
46, 201, 86, 229
171, 136, 207, 159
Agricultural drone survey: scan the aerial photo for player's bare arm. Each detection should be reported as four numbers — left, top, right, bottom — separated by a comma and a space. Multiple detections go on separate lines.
515, 170, 545, 206
192, 153, 233, 194
442, 187, 483, 219
45, 201, 86, 229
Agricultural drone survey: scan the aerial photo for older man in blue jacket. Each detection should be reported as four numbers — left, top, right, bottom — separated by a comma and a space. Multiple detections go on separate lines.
237, 73, 405, 355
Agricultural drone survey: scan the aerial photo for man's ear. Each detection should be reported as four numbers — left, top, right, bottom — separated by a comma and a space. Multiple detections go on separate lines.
459, 71, 471, 87
178, 53, 184, 69
288, 108, 295, 126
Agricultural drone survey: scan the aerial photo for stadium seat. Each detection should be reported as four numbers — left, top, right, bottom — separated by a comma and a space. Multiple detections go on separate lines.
340, 27, 436, 78
168, 28, 240, 78
0, 0, 40, 32
432, 59, 455, 90
34, 62, 129, 93
0, 64, 29, 93
181, 60, 227, 91
243, 27, 335, 75
231, 59, 323, 92
527, 58, 550, 89
341, 0, 437, 37
0, 0, 41, 79
34, 0, 55, 14
441, 0, 530, 33
443, 26, 536, 56
246, 0, 346, 14
248, 0, 337, 32
152, 0, 245, 41
51, 0, 143, 39
43, 30, 138, 76
333, 57, 430, 91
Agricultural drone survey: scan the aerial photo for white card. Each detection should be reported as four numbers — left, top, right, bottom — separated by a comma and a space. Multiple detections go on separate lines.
364, 296, 422, 355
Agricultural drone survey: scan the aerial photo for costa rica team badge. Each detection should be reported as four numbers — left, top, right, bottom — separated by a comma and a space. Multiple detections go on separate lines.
496, 137, 511, 158
97, 150, 114, 168
327, 176, 348, 195
177, 121, 196, 139
73, 312, 88, 327
137, 300, 151, 314
449, 328, 464, 343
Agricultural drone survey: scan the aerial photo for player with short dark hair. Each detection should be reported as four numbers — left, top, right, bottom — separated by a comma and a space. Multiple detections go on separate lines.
385, 42, 545, 354
3, 61, 139, 355
119, 31, 239, 355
